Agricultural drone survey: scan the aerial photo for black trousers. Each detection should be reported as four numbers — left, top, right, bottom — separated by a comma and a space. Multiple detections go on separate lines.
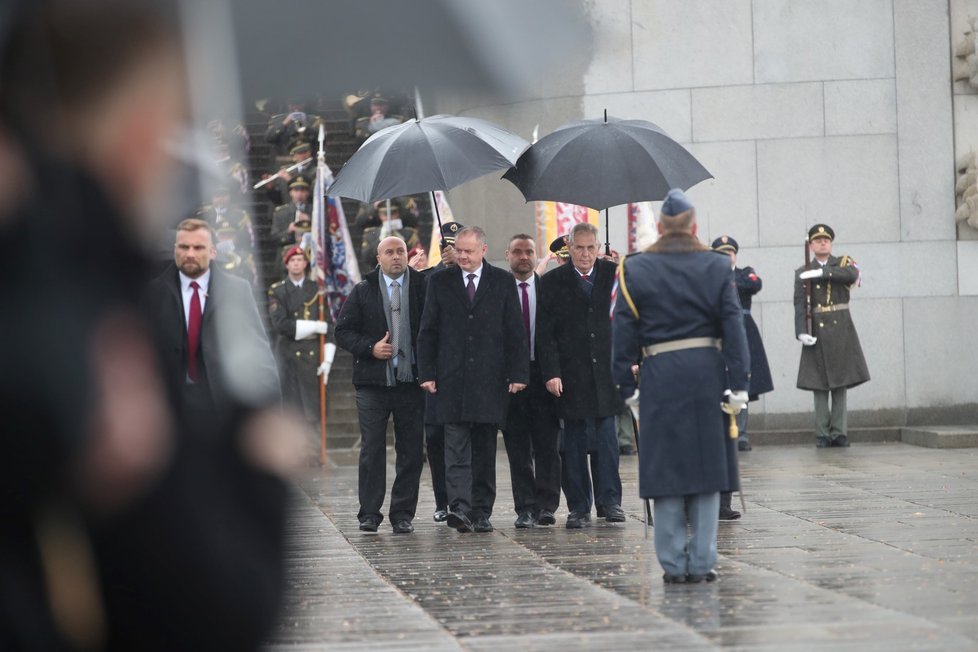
501, 363, 561, 514
425, 423, 447, 510
443, 422, 498, 520
355, 383, 425, 524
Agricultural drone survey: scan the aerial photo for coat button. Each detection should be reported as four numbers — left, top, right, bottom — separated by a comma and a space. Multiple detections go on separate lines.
592, 357, 597, 363
469, 357, 474, 363
815, 284, 821, 289
590, 333, 595, 338
819, 322, 825, 328
295, 351, 301, 357
468, 315, 474, 319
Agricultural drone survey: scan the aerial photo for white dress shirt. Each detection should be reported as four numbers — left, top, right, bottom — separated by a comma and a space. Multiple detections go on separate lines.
461, 264, 483, 290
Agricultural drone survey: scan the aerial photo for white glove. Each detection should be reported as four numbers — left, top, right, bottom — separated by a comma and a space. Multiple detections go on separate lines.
727, 390, 749, 414
316, 343, 337, 385
799, 268, 823, 280
797, 333, 817, 346
625, 388, 640, 410
295, 319, 329, 340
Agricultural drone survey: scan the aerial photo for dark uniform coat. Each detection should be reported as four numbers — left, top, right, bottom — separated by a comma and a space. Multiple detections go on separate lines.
417, 262, 529, 425
612, 234, 749, 499
335, 267, 426, 387
359, 225, 420, 272
271, 201, 312, 247
265, 112, 322, 157
735, 266, 774, 399
794, 255, 870, 391
537, 258, 624, 420
267, 277, 327, 423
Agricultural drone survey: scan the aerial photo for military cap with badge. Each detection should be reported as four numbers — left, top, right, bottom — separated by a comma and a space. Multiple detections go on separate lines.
549, 234, 570, 261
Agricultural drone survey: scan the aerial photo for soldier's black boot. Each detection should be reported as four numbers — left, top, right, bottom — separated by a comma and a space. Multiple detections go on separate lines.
719, 492, 741, 520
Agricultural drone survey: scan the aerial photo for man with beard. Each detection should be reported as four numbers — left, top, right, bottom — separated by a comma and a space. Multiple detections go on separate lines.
501, 234, 561, 528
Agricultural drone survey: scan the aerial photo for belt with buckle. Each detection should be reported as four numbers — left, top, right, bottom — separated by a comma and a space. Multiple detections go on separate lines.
813, 303, 849, 314
642, 337, 721, 358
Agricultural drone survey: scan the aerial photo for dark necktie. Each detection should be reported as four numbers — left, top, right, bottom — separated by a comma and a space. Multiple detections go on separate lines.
466, 273, 476, 302
389, 280, 401, 367
519, 281, 531, 354
187, 281, 202, 382
580, 272, 593, 297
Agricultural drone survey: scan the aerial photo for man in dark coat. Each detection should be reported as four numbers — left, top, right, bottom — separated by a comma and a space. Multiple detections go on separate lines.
794, 224, 870, 448
335, 236, 427, 534
612, 189, 749, 584
501, 234, 562, 528
268, 246, 330, 432
537, 222, 626, 529
420, 222, 463, 523
418, 226, 529, 533
711, 235, 774, 520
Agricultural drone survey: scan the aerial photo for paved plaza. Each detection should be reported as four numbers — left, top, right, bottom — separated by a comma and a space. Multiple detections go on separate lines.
265, 442, 978, 651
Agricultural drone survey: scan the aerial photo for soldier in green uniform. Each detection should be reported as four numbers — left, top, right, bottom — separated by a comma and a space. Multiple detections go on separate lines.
359, 202, 419, 273
196, 186, 255, 284
268, 246, 331, 431
265, 98, 322, 158
794, 224, 870, 448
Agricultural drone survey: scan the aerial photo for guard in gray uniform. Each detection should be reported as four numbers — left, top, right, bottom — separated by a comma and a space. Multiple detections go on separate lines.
794, 224, 870, 448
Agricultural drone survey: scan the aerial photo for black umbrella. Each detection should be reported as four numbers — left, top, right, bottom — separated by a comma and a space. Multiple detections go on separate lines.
328, 114, 529, 229
504, 113, 713, 252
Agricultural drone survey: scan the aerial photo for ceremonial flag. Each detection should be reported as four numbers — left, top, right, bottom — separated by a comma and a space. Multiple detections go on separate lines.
425, 190, 457, 267
627, 201, 657, 253
534, 201, 599, 258
310, 157, 361, 321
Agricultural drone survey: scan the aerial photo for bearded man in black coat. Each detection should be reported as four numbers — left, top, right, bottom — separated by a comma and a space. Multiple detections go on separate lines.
417, 226, 529, 533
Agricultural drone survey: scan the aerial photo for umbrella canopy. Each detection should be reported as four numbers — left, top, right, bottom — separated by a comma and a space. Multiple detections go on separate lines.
327, 115, 529, 203
503, 116, 713, 211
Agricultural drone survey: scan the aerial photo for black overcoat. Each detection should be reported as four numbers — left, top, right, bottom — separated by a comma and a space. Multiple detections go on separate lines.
793, 255, 870, 391
335, 267, 426, 387
537, 258, 624, 420
735, 266, 774, 399
612, 235, 749, 499
417, 261, 529, 424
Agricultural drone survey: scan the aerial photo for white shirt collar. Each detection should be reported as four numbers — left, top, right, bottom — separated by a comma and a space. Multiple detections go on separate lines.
575, 265, 594, 278
461, 263, 483, 280
382, 272, 406, 288
180, 268, 211, 294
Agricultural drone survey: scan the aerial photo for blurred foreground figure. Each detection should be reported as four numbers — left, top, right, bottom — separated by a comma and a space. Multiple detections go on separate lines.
0, 2, 297, 650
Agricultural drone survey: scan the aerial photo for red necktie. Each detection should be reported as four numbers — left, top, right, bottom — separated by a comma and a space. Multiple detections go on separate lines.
519, 281, 531, 354
581, 274, 590, 282
466, 273, 476, 302
187, 281, 202, 382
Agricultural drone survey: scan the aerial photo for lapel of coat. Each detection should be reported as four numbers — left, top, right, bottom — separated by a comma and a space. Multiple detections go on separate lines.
201, 265, 219, 332
470, 261, 493, 310
450, 265, 471, 307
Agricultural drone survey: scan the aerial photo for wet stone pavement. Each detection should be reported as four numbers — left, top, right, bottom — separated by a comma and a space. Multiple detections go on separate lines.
265, 442, 978, 651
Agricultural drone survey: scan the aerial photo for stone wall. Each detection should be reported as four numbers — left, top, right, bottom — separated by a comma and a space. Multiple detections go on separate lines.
437, 0, 978, 425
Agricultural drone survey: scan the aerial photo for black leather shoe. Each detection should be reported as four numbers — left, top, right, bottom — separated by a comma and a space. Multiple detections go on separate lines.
566, 512, 591, 529
473, 516, 494, 533
514, 511, 535, 528
737, 436, 752, 451
816, 437, 831, 448
536, 510, 556, 526
602, 505, 626, 522
686, 570, 718, 583
392, 520, 414, 534
432, 509, 448, 523
662, 573, 687, 584
831, 435, 850, 447
446, 508, 473, 533
358, 519, 380, 532
719, 506, 742, 521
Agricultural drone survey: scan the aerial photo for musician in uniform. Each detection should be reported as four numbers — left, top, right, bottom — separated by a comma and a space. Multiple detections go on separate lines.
354, 95, 403, 144
359, 202, 419, 273
268, 246, 330, 432
794, 224, 870, 448
265, 98, 322, 158
197, 185, 255, 284
612, 189, 749, 583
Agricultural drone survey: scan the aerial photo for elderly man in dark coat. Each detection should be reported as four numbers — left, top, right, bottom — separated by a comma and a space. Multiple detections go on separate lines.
613, 189, 749, 584
794, 224, 870, 448
538, 222, 626, 529
418, 226, 529, 533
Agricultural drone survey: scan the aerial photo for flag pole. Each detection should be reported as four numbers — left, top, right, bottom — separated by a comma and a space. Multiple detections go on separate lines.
317, 124, 328, 466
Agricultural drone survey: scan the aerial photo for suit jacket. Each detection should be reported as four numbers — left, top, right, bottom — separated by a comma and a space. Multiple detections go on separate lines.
144, 264, 281, 422
417, 261, 529, 424
335, 267, 426, 387
793, 255, 870, 390
537, 259, 624, 420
